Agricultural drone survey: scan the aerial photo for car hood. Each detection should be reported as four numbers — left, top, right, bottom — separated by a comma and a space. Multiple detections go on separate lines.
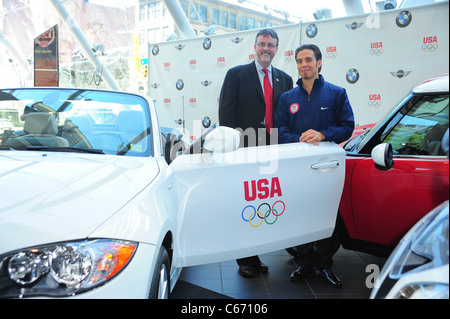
0, 151, 159, 253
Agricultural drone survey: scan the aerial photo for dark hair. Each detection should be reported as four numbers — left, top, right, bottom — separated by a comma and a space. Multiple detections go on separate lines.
255, 29, 279, 46
295, 44, 322, 73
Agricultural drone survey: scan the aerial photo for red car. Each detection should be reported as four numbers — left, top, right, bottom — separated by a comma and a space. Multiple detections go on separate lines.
338, 73, 449, 256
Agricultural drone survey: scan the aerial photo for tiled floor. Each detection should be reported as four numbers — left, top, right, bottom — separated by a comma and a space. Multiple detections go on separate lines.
178, 248, 387, 299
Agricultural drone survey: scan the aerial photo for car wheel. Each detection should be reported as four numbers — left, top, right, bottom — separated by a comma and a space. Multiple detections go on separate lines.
149, 246, 170, 299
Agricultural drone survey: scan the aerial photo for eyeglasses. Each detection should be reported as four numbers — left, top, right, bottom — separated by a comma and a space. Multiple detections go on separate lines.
256, 42, 277, 49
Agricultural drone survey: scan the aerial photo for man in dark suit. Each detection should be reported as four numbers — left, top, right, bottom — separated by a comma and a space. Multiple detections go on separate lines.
218, 28, 293, 277
219, 29, 293, 147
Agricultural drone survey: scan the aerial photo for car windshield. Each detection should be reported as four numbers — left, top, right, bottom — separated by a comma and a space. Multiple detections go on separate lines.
0, 88, 152, 157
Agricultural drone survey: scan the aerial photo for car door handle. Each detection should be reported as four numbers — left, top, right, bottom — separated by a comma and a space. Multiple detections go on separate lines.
311, 160, 340, 170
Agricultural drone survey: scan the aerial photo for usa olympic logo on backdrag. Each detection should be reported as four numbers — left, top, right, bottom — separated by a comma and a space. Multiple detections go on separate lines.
242, 177, 285, 228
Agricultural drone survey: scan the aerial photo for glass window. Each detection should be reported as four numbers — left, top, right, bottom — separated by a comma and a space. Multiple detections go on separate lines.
190, 3, 199, 20
200, 5, 208, 22
239, 16, 248, 31
139, 5, 146, 21
147, 28, 161, 44
221, 12, 228, 27
149, 2, 162, 19
230, 13, 236, 29
213, 9, 220, 25
180, 0, 188, 15
139, 31, 145, 45
381, 95, 449, 156
162, 26, 170, 41
248, 18, 255, 29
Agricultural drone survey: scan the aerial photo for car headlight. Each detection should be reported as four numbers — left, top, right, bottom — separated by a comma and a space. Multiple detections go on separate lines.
0, 239, 137, 298
371, 201, 449, 299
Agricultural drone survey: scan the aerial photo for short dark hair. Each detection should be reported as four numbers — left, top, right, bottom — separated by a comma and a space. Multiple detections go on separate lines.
295, 44, 322, 73
255, 29, 279, 46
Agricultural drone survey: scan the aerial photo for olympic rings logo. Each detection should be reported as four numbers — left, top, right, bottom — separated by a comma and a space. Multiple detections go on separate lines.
368, 100, 382, 108
241, 201, 285, 228
325, 52, 337, 60
283, 56, 294, 63
421, 43, 439, 52
369, 48, 384, 56
217, 62, 226, 68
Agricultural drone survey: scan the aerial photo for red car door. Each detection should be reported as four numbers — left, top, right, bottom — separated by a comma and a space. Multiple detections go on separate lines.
341, 92, 449, 248
349, 156, 449, 246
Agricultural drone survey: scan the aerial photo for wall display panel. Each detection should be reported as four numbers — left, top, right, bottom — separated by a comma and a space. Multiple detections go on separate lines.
301, 2, 449, 126
149, 3, 448, 136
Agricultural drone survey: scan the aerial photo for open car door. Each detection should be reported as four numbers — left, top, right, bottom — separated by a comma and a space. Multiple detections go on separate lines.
170, 127, 346, 267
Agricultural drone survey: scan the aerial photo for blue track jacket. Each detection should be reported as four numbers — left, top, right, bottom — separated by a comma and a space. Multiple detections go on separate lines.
275, 75, 355, 144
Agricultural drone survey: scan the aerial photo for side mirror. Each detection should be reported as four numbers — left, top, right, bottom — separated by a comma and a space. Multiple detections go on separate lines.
164, 133, 190, 164
202, 126, 241, 153
371, 143, 394, 170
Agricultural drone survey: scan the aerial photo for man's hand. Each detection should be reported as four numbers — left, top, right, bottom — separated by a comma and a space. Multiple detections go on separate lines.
299, 129, 325, 146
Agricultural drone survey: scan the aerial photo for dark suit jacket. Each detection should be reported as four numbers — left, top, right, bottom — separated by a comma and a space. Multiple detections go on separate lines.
219, 61, 293, 146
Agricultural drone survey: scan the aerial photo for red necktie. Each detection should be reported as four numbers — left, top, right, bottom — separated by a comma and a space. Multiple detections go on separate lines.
262, 68, 273, 134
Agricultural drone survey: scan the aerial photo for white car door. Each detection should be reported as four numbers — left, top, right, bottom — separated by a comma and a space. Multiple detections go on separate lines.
170, 127, 346, 268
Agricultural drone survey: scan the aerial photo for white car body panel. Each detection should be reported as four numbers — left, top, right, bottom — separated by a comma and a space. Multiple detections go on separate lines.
0, 151, 160, 252
171, 142, 346, 267
88, 156, 177, 247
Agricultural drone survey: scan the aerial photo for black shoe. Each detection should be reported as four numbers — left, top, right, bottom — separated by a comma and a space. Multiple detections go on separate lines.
290, 266, 312, 282
238, 265, 255, 278
316, 268, 343, 288
257, 262, 269, 273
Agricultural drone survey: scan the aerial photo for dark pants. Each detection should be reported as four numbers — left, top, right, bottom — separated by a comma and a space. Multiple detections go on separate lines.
236, 256, 261, 267
290, 229, 341, 270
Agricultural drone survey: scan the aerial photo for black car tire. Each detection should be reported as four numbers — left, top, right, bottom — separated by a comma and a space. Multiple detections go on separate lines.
148, 246, 171, 299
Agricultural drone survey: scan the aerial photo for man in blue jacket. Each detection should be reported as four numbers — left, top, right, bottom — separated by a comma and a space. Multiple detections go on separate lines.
275, 44, 354, 145
275, 44, 354, 288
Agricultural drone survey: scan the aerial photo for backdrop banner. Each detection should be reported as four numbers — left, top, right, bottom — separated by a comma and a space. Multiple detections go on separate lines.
149, 3, 449, 139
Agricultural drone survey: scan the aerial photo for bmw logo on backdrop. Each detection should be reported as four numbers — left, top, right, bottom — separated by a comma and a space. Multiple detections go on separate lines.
346, 69, 360, 84
203, 38, 212, 50
202, 116, 211, 128
396, 11, 412, 28
306, 24, 318, 38
176, 79, 184, 90
151, 45, 159, 56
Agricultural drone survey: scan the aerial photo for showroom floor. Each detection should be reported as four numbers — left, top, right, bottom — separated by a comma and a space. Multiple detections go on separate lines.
177, 248, 387, 299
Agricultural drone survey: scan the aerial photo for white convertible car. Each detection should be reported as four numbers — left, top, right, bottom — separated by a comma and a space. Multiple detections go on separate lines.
0, 88, 345, 298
